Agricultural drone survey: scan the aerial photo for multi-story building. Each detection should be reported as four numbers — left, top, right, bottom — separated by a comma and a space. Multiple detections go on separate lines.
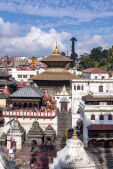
71, 68, 113, 147
9, 68, 39, 82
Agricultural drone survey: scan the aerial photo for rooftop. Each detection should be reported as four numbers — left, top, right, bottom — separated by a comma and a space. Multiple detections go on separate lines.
41, 44, 72, 63
0, 71, 11, 78
88, 124, 113, 130
10, 85, 44, 98
83, 68, 108, 73
30, 69, 80, 81
82, 94, 113, 101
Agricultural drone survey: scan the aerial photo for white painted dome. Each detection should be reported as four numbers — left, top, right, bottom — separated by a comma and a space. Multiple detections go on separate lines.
50, 130, 96, 169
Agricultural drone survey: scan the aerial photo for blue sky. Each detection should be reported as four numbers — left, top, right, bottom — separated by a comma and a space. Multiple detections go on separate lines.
0, 0, 113, 57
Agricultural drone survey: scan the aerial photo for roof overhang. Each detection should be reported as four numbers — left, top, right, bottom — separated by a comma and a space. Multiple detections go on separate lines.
88, 125, 113, 130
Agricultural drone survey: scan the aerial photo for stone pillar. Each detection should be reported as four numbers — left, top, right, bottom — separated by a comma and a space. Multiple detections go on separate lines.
83, 125, 88, 147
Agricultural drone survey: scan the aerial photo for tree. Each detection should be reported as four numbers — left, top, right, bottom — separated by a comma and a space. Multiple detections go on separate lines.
78, 57, 95, 70
70, 37, 78, 67
108, 46, 113, 58
89, 46, 102, 61
61, 52, 66, 56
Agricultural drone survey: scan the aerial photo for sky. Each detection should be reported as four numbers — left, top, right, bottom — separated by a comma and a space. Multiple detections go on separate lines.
0, 0, 113, 57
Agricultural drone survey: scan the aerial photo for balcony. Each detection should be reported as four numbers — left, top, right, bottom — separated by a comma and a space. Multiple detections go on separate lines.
80, 102, 113, 112
2, 109, 56, 118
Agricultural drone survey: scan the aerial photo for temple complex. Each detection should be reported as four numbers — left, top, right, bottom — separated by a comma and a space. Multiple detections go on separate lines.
30, 43, 80, 95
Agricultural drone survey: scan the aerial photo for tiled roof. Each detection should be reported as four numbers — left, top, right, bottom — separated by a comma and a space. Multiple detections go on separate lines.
0, 93, 8, 99
0, 80, 17, 86
82, 94, 113, 101
0, 71, 11, 77
88, 125, 113, 130
83, 68, 108, 73
41, 54, 72, 63
10, 85, 44, 98
30, 69, 80, 81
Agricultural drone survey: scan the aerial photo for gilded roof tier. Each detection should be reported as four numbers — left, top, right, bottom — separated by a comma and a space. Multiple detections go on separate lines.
41, 45, 72, 63
30, 69, 80, 81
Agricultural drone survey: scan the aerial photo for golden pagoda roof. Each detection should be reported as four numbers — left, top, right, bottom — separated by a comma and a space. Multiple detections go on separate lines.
41, 44, 72, 63
53, 42, 60, 54
30, 69, 80, 81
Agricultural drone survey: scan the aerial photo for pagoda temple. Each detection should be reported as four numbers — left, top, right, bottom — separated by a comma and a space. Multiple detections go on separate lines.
30, 43, 80, 94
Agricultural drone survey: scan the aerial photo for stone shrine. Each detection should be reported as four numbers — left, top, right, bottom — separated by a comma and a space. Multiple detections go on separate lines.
26, 120, 44, 146
7, 119, 26, 150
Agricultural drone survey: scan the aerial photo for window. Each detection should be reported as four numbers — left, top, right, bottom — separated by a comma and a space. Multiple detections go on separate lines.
108, 114, 112, 120
102, 76, 105, 79
91, 115, 95, 120
99, 114, 104, 120
77, 85, 80, 90
99, 85, 103, 92
18, 75, 22, 78
95, 76, 97, 79
23, 75, 27, 78
74, 86, 76, 90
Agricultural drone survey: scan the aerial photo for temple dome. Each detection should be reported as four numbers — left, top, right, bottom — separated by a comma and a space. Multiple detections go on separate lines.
49, 129, 96, 169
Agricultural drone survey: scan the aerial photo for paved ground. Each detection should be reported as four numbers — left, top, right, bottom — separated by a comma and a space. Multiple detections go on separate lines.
2, 145, 113, 169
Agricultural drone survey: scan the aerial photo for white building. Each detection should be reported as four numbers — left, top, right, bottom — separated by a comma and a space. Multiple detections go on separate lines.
9, 68, 39, 82
71, 68, 113, 147
82, 68, 109, 79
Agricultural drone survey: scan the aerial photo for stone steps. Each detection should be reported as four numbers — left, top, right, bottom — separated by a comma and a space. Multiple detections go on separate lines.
86, 148, 113, 169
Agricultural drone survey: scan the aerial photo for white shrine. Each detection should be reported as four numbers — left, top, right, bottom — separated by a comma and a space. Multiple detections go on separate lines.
49, 129, 96, 169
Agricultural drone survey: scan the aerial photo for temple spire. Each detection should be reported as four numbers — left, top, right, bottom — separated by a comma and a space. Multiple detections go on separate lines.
72, 128, 78, 140
62, 85, 67, 93
53, 41, 60, 55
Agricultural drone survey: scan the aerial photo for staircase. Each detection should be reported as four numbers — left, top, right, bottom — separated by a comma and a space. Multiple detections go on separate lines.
56, 110, 72, 150
86, 148, 113, 169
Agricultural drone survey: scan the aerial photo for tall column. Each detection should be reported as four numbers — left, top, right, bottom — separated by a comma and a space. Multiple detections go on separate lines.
83, 125, 88, 147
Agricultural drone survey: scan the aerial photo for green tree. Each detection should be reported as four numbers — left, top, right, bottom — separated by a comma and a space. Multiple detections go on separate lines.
89, 46, 102, 61
61, 52, 66, 56
70, 37, 78, 67
78, 57, 95, 70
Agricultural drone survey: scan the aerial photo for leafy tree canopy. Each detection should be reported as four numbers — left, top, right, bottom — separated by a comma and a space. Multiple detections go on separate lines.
78, 46, 113, 71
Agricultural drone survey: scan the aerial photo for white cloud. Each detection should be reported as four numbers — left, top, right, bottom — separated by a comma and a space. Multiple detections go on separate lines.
0, 17, 19, 37
0, 25, 71, 57
0, 0, 113, 23
76, 35, 109, 56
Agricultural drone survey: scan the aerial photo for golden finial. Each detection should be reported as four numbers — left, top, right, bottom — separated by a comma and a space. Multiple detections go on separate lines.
53, 41, 60, 54
57, 91, 59, 95
72, 128, 78, 140
62, 85, 67, 93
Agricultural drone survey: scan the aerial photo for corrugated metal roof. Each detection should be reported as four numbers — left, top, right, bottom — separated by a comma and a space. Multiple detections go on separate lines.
10, 85, 44, 98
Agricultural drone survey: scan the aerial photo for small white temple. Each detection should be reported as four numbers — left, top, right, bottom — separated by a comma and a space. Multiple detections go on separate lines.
50, 129, 96, 169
